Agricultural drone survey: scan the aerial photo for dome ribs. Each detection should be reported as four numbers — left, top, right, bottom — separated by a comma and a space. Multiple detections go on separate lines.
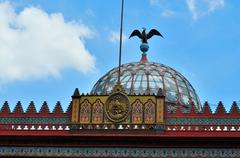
215, 101, 227, 116
91, 62, 201, 112
26, 101, 37, 115
229, 101, 240, 117
39, 101, 50, 116
0, 101, 11, 116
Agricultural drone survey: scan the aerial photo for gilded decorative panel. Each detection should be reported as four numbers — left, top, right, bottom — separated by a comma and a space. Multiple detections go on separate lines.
132, 99, 143, 124
71, 92, 165, 129
144, 99, 155, 124
80, 100, 91, 124
92, 99, 103, 124
105, 92, 130, 123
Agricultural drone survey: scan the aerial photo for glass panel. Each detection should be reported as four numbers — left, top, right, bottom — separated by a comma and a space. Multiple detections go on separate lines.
122, 70, 130, 76
133, 70, 146, 92
101, 76, 108, 81
91, 83, 98, 94
107, 76, 117, 86
148, 75, 154, 83
177, 80, 186, 87
167, 69, 175, 75
160, 66, 167, 72
135, 74, 142, 81
164, 72, 172, 78
106, 85, 113, 93
134, 81, 141, 89
187, 84, 195, 93
153, 75, 162, 82
95, 82, 105, 94
180, 94, 189, 105
179, 86, 188, 95
176, 75, 182, 81
188, 85, 197, 100
166, 91, 177, 101
164, 77, 177, 92
121, 75, 131, 83
149, 88, 156, 94
136, 88, 146, 94
192, 99, 197, 106
138, 64, 145, 69
149, 81, 156, 87
151, 70, 159, 76
189, 91, 195, 99
155, 80, 163, 89
126, 79, 132, 88
141, 74, 147, 89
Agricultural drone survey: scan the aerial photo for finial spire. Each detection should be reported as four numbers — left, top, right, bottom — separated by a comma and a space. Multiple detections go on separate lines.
140, 53, 148, 62
140, 43, 149, 62
72, 88, 80, 98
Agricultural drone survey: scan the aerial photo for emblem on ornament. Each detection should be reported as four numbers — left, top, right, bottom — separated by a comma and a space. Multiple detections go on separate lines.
105, 92, 130, 122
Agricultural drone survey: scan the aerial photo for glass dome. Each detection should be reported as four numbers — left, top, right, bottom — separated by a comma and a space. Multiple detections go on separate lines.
91, 61, 201, 111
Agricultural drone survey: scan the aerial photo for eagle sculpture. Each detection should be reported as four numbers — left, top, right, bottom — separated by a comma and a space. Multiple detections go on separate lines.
129, 28, 163, 43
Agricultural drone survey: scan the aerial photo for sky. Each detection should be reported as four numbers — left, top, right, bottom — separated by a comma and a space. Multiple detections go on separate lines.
0, 0, 239, 112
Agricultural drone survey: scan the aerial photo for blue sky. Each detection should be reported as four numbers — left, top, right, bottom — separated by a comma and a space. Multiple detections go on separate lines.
0, 0, 239, 112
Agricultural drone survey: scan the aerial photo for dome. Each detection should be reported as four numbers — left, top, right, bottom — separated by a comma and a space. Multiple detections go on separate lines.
91, 61, 201, 111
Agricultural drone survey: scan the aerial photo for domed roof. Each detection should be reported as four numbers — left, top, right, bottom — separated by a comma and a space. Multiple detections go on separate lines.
91, 61, 201, 111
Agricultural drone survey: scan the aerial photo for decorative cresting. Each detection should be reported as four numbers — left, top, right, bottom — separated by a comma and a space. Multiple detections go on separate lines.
70, 87, 165, 130
0, 101, 70, 131
0, 100, 239, 133
162, 101, 240, 133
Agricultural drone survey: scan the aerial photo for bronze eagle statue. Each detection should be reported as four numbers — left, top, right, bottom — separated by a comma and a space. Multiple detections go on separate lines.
129, 28, 163, 43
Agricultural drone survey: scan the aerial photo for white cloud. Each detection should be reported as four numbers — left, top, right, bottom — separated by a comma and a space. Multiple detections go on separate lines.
149, 0, 161, 6
161, 9, 176, 17
84, 9, 95, 17
207, 0, 224, 12
0, 2, 95, 84
186, 0, 224, 20
186, 0, 198, 20
109, 31, 127, 44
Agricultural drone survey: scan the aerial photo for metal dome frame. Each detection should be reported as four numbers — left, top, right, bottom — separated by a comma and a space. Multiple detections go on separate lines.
91, 61, 201, 111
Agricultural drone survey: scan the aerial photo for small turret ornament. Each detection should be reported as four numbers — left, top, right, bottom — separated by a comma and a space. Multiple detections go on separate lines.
129, 28, 163, 59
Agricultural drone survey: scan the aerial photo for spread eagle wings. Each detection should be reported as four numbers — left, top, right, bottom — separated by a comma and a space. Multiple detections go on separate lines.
129, 30, 142, 39
147, 29, 163, 39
